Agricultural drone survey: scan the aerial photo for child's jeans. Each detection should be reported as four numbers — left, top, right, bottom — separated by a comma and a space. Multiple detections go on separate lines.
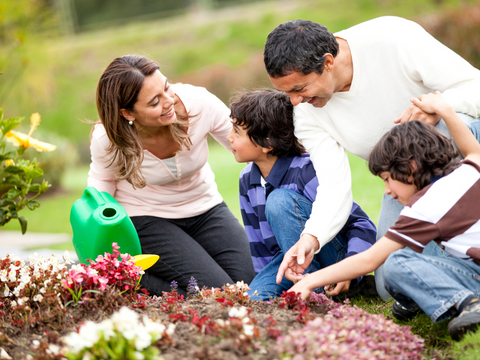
384, 247, 480, 322
247, 188, 347, 301
375, 113, 480, 300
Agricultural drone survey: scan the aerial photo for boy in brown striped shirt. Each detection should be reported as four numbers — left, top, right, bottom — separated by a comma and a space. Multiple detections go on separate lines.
279, 91, 480, 340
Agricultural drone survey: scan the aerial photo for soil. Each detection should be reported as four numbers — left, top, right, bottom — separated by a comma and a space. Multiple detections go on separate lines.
0, 288, 328, 360
0, 289, 448, 360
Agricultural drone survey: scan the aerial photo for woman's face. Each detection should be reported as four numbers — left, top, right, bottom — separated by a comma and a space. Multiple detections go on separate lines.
128, 70, 176, 128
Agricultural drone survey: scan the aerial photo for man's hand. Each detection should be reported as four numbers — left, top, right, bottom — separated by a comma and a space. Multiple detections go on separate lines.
324, 280, 351, 297
276, 233, 319, 284
288, 275, 315, 300
394, 104, 441, 125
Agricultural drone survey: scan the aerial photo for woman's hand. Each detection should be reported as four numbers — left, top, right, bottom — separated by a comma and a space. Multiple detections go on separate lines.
324, 280, 351, 297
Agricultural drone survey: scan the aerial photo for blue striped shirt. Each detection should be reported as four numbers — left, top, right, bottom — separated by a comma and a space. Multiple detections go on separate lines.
239, 154, 377, 273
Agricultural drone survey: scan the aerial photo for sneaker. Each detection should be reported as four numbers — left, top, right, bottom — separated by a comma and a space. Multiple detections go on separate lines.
392, 301, 421, 321
332, 274, 378, 302
448, 299, 480, 340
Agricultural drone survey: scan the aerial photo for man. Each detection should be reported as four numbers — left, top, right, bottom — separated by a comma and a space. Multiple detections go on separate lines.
264, 16, 480, 300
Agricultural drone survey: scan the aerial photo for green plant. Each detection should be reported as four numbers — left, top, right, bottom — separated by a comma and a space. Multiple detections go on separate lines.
0, 110, 55, 233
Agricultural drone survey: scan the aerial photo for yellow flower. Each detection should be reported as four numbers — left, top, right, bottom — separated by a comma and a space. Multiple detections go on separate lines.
5, 113, 56, 152
5, 159, 14, 166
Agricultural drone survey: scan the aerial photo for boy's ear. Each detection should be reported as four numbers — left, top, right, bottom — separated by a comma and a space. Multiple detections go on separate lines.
409, 160, 418, 173
262, 146, 274, 154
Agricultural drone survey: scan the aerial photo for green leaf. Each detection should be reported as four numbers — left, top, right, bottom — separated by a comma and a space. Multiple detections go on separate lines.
3, 175, 24, 187
26, 200, 39, 210
24, 167, 43, 180
29, 184, 41, 192
0, 117, 24, 135
4, 166, 25, 174
3, 188, 21, 200
18, 216, 27, 234
0, 109, 3, 122
0, 152, 16, 161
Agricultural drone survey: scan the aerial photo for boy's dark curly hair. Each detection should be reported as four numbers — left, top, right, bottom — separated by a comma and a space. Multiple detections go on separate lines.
368, 121, 460, 190
229, 89, 305, 158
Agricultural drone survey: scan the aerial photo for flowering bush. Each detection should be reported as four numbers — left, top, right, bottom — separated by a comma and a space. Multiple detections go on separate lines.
0, 110, 55, 233
276, 304, 425, 359
0, 251, 73, 326
62, 243, 147, 307
63, 306, 175, 360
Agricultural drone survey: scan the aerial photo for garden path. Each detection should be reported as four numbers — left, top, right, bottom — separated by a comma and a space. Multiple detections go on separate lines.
0, 230, 78, 262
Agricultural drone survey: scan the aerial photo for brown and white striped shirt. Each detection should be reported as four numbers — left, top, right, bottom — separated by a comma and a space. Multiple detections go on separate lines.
386, 160, 480, 265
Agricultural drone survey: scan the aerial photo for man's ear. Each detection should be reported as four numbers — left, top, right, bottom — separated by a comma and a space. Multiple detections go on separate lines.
120, 109, 135, 122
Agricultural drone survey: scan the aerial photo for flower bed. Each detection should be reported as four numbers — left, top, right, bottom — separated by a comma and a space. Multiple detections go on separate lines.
0, 244, 426, 360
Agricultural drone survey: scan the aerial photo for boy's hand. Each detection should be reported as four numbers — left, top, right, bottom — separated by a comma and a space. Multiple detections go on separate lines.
288, 275, 315, 300
324, 280, 351, 296
410, 91, 451, 117
276, 233, 319, 284
394, 103, 441, 125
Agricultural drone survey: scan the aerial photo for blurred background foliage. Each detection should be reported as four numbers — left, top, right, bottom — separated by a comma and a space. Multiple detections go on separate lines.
1, 0, 480, 233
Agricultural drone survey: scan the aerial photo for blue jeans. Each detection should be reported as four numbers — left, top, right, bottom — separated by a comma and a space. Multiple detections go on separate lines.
247, 188, 347, 301
375, 113, 480, 300
384, 248, 480, 322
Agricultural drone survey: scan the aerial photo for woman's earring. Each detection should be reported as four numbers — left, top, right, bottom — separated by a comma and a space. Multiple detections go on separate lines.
129, 120, 133, 126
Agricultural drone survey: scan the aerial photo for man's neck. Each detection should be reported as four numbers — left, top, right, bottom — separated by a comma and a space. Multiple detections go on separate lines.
334, 37, 354, 93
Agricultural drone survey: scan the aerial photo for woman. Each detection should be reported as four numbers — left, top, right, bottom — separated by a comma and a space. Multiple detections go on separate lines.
88, 55, 255, 296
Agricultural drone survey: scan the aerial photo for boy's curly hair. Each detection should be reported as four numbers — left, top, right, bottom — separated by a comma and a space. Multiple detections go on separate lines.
229, 89, 305, 157
368, 121, 460, 190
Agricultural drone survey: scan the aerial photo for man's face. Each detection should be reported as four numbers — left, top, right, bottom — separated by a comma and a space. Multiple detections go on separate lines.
269, 70, 335, 108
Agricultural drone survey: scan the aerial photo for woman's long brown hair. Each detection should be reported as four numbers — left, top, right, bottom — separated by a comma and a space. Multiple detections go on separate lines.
95, 55, 192, 189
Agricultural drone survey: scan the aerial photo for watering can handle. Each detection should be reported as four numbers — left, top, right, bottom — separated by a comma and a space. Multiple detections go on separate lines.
84, 186, 106, 207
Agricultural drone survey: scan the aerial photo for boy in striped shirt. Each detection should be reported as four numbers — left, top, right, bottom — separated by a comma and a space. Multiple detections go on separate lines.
284, 91, 480, 340
227, 89, 377, 301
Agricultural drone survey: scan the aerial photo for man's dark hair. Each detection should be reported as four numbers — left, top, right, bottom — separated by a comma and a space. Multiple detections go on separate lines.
229, 89, 305, 158
264, 19, 339, 78
369, 121, 460, 190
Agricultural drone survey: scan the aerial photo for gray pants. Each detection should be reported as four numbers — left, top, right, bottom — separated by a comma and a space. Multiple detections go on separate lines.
375, 113, 480, 300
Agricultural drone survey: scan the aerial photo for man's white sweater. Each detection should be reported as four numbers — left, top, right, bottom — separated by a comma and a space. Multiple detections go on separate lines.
295, 16, 480, 250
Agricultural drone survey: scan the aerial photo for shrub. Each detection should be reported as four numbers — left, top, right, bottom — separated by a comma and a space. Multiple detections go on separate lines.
0, 110, 55, 233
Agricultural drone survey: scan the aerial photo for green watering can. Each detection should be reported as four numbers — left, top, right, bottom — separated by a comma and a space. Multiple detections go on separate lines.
70, 187, 158, 270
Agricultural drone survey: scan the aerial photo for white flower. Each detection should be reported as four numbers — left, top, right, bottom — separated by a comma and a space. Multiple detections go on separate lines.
134, 330, 152, 350
63, 251, 74, 264
166, 323, 176, 337
216, 319, 225, 327
0, 269, 7, 282
243, 323, 255, 336
33, 294, 43, 302
77, 321, 101, 349
8, 270, 17, 282
111, 307, 139, 333
97, 319, 115, 341
32, 339, 40, 348
228, 306, 248, 319
46, 344, 60, 355
134, 352, 145, 360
